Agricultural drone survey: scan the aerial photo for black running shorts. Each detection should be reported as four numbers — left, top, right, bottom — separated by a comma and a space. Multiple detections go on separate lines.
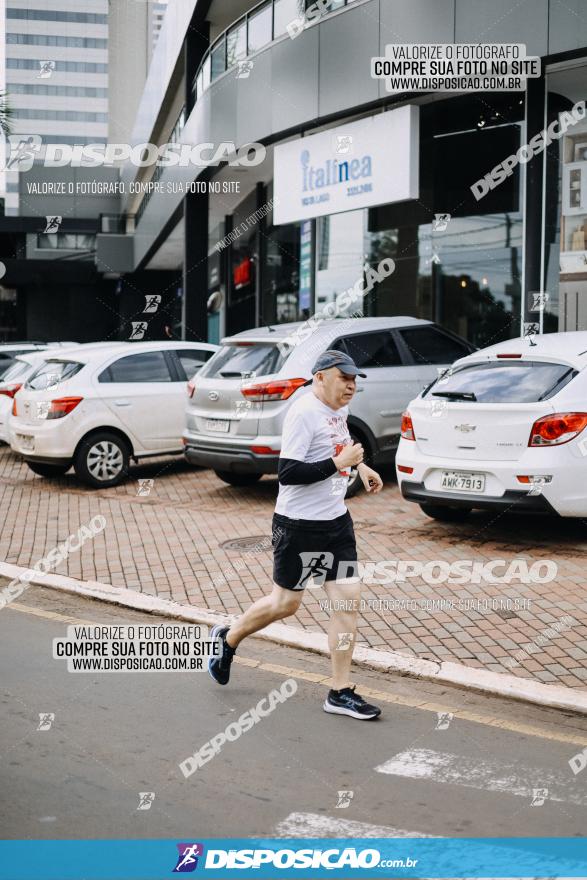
272, 511, 358, 591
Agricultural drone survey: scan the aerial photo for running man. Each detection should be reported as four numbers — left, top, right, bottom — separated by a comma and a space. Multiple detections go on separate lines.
208, 350, 384, 720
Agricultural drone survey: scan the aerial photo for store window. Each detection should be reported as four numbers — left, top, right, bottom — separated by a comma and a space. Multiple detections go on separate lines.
364, 94, 525, 348
544, 63, 587, 333
262, 189, 303, 324
315, 211, 365, 316
228, 191, 258, 334
0, 288, 18, 341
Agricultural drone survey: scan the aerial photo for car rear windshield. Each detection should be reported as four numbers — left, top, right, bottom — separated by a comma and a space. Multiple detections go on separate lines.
423, 360, 578, 403
199, 343, 288, 379
0, 360, 33, 383
25, 359, 84, 391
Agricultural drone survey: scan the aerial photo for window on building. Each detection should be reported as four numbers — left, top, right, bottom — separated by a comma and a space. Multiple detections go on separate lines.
248, 3, 272, 53
7, 9, 108, 22
37, 234, 96, 251
15, 109, 108, 122
273, 0, 303, 38
8, 84, 108, 97
202, 55, 211, 90
6, 33, 107, 48
316, 211, 365, 317
226, 19, 247, 67
211, 37, 226, 80
544, 63, 587, 334
7, 59, 108, 73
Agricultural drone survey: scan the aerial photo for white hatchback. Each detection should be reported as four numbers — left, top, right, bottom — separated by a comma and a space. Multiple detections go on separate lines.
396, 330, 587, 520
0, 351, 63, 443
9, 340, 218, 487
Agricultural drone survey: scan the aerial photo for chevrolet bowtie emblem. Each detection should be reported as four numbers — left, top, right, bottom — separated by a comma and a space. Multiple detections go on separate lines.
454, 424, 476, 432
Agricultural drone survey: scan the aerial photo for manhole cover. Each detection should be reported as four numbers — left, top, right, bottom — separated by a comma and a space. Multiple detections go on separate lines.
219, 536, 271, 552
494, 608, 519, 620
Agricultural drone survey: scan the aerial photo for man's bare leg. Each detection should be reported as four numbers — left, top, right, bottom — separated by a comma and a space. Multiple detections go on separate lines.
226, 584, 302, 649
323, 578, 361, 690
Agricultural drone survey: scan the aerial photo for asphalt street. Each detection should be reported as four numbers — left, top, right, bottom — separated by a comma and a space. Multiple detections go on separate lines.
1, 582, 587, 841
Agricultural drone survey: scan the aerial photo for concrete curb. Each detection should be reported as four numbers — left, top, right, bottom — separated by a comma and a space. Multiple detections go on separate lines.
2, 561, 586, 715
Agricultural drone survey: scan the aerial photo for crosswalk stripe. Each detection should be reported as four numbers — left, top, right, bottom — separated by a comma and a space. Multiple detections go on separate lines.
375, 748, 587, 805
274, 811, 435, 839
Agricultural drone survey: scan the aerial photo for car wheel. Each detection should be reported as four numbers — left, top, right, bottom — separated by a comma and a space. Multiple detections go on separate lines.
74, 432, 130, 488
214, 470, 262, 487
27, 461, 71, 478
419, 503, 472, 522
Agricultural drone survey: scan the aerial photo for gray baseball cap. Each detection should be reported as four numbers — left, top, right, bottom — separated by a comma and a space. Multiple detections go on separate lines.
311, 349, 367, 378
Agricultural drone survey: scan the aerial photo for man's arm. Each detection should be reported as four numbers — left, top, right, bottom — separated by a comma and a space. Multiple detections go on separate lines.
278, 403, 337, 486
278, 457, 338, 485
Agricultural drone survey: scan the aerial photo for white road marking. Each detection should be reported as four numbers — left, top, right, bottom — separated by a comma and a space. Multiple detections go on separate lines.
375, 749, 587, 805
274, 811, 435, 838
273, 813, 558, 879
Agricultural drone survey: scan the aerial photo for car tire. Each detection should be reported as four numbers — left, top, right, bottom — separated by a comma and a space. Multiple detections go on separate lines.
26, 461, 71, 478
73, 431, 130, 488
214, 470, 262, 487
419, 503, 472, 522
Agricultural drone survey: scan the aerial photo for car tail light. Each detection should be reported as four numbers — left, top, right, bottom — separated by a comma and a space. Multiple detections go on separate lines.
397, 464, 414, 474
12, 398, 17, 416
401, 411, 416, 441
529, 412, 587, 446
0, 383, 22, 399
187, 379, 196, 398
517, 475, 552, 484
496, 353, 522, 358
44, 397, 83, 420
241, 377, 307, 402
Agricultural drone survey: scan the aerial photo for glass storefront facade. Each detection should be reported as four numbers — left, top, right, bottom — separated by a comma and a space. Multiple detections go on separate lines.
213, 83, 587, 345
544, 62, 587, 333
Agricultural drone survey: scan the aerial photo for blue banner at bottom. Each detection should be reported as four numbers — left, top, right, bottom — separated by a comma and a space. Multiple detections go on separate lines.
1, 837, 586, 879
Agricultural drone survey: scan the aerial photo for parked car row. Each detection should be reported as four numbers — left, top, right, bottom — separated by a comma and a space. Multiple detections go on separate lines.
1, 319, 474, 492
4, 323, 585, 520
4, 340, 218, 487
183, 317, 475, 495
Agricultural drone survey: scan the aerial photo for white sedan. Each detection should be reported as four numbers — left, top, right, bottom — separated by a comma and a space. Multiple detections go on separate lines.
396, 330, 587, 520
9, 340, 218, 487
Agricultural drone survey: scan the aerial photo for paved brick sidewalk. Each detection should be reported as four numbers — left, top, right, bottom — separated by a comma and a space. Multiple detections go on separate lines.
1, 446, 587, 689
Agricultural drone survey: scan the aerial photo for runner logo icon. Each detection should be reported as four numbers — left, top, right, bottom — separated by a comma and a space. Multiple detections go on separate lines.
297, 551, 334, 589
173, 843, 204, 872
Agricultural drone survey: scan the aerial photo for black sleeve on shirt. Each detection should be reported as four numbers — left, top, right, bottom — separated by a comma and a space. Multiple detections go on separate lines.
278, 457, 338, 485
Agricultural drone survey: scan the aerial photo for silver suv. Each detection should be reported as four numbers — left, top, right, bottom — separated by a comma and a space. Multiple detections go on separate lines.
183, 317, 474, 495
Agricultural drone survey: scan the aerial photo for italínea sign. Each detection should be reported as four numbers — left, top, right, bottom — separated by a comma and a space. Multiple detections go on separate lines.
273, 105, 419, 225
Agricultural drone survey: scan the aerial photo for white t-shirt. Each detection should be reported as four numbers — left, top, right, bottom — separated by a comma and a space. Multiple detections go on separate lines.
275, 391, 352, 520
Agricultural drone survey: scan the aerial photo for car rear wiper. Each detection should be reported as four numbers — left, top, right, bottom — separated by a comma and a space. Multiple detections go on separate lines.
537, 367, 575, 401
431, 391, 477, 401
218, 371, 246, 377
